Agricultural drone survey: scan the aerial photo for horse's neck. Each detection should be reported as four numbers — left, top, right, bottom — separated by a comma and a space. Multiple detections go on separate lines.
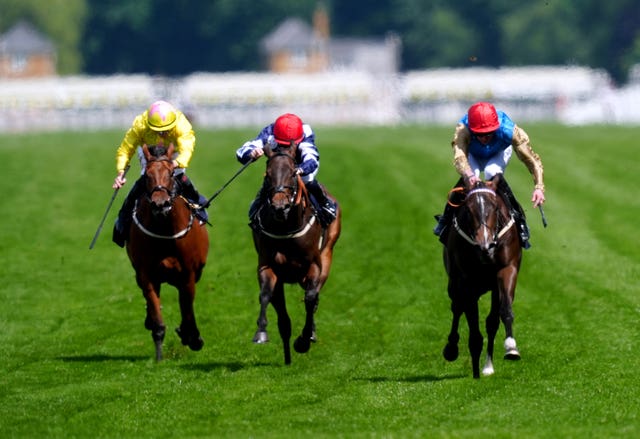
137, 196, 191, 229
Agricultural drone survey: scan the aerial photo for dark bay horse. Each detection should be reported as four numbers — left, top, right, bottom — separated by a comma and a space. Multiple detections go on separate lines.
126, 144, 209, 361
250, 145, 341, 364
442, 176, 522, 378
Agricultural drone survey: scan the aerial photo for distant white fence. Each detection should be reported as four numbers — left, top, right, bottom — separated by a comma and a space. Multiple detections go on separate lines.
0, 66, 637, 132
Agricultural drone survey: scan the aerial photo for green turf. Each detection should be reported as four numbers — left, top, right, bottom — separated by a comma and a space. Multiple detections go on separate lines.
0, 124, 638, 438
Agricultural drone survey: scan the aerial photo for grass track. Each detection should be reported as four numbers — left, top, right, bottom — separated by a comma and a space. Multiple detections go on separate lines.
0, 125, 639, 438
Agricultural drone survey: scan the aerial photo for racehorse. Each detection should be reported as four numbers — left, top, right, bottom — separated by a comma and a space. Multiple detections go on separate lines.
126, 143, 209, 361
441, 176, 522, 378
250, 144, 341, 364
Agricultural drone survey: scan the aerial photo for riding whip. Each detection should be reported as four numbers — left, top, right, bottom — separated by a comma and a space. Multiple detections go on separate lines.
538, 205, 548, 228
204, 159, 254, 207
89, 164, 130, 249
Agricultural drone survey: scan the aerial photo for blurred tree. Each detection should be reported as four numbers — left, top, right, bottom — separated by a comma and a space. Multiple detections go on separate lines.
0, 0, 87, 74
81, 0, 317, 75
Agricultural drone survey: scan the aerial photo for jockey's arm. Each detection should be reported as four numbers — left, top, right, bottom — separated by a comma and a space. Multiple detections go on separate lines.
511, 126, 545, 205
451, 123, 477, 183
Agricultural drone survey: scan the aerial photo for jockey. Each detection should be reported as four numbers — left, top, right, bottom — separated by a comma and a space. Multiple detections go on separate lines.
236, 113, 338, 227
112, 100, 207, 248
433, 102, 546, 249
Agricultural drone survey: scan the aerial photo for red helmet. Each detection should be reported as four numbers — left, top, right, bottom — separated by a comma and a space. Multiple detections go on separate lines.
273, 113, 304, 145
468, 102, 499, 133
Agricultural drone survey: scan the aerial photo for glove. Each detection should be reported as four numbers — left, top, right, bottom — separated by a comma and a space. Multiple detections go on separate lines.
297, 160, 316, 176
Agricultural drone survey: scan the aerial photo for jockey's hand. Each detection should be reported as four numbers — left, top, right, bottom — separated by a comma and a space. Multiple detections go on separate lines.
113, 172, 126, 189
465, 174, 481, 186
532, 188, 545, 207
249, 148, 264, 161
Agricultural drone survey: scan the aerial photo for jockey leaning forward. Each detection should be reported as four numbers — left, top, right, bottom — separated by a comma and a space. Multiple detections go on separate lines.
236, 113, 337, 228
433, 101, 545, 249
112, 100, 207, 247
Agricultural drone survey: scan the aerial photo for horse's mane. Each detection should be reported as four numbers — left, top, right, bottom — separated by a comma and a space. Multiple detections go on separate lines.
148, 145, 169, 158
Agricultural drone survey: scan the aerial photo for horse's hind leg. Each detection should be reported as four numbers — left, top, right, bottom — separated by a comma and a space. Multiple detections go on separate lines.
140, 280, 165, 361
175, 277, 204, 352
270, 282, 292, 365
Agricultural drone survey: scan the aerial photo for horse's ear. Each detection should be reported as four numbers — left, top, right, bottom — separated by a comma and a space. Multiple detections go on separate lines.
142, 144, 151, 161
167, 143, 175, 158
263, 146, 274, 159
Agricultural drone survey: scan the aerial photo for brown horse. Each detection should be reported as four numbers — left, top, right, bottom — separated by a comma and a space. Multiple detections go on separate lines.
442, 175, 522, 378
126, 144, 209, 361
250, 145, 341, 364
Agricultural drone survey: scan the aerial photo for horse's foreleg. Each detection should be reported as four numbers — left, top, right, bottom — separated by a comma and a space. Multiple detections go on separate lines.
465, 299, 483, 379
253, 267, 277, 345
499, 267, 521, 360
140, 279, 165, 361
483, 288, 501, 376
443, 284, 462, 362
176, 276, 203, 352
294, 263, 321, 355
269, 282, 291, 365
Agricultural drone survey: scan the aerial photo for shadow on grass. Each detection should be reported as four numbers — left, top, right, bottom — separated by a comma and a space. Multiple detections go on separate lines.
180, 361, 273, 373
58, 354, 149, 362
354, 373, 468, 383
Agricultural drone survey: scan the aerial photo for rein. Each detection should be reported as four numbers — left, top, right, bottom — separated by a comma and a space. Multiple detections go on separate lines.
132, 196, 195, 240
257, 153, 317, 240
452, 186, 515, 246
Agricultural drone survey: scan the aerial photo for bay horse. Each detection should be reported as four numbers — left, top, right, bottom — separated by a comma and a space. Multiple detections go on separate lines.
126, 144, 209, 361
250, 144, 341, 364
441, 175, 522, 378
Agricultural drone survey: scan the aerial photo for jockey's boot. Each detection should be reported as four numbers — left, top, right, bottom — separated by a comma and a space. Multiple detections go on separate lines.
433, 178, 465, 237
175, 173, 208, 223
248, 185, 267, 230
433, 203, 454, 237
306, 180, 337, 227
113, 177, 144, 248
496, 175, 531, 249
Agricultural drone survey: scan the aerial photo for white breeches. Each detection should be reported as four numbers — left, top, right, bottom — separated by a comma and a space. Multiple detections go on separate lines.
468, 145, 513, 180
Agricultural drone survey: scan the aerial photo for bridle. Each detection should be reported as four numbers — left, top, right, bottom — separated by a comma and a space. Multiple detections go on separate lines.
132, 155, 196, 240
257, 150, 315, 239
265, 151, 300, 208
453, 186, 514, 247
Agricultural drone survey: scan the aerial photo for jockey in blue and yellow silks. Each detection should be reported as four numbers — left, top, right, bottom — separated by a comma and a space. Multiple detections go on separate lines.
112, 100, 207, 248
434, 102, 545, 249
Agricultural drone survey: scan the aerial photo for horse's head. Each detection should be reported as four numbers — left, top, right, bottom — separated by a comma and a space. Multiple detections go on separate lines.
142, 143, 176, 216
458, 181, 502, 256
263, 145, 300, 221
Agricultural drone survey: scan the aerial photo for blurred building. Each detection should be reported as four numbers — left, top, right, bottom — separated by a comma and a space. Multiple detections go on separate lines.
260, 6, 400, 74
0, 20, 56, 78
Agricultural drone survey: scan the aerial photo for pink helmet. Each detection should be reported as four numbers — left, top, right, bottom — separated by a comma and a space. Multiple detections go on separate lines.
273, 113, 304, 145
147, 100, 177, 131
468, 102, 499, 133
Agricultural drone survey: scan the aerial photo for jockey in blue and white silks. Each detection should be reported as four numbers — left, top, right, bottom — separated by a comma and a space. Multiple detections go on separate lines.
236, 113, 337, 227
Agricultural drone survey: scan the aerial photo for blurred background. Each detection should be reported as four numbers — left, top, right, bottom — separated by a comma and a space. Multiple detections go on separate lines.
1, 0, 639, 131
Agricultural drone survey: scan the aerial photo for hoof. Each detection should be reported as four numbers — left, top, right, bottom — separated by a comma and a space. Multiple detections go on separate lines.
293, 336, 311, 353
175, 327, 204, 351
443, 344, 459, 362
188, 336, 204, 351
504, 337, 521, 360
504, 350, 521, 360
253, 331, 269, 344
